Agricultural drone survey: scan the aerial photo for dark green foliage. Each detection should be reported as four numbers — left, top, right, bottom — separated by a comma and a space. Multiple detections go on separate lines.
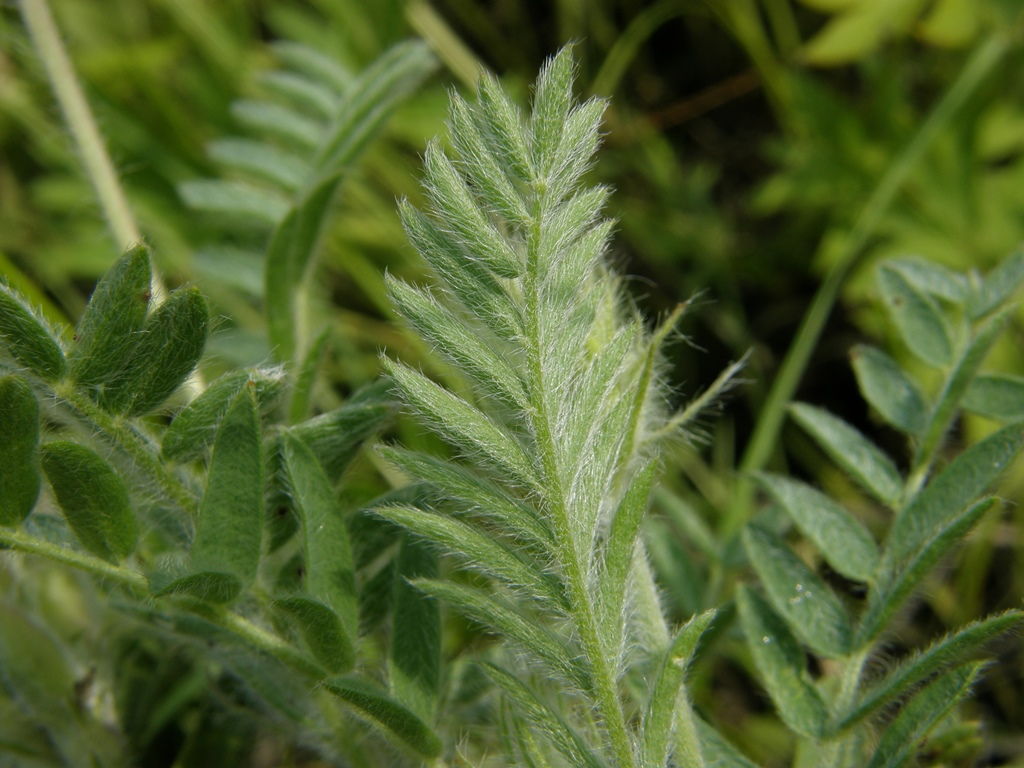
0, 376, 41, 525
321, 676, 443, 759
163, 368, 285, 462
188, 387, 263, 588
39, 440, 137, 561
0, 286, 65, 381
67, 244, 152, 392
99, 286, 210, 416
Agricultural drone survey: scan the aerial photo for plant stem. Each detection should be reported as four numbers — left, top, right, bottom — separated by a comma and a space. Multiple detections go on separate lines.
724, 34, 1010, 537
18, 0, 142, 252
57, 385, 198, 519
524, 214, 637, 768
0, 526, 148, 592
0, 528, 325, 679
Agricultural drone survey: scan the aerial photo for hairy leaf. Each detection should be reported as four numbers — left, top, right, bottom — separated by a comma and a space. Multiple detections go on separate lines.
737, 586, 827, 739
414, 579, 589, 692
850, 345, 927, 435
0, 285, 65, 381
190, 386, 263, 587
68, 244, 152, 391
968, 244, 1024, 318
389, 536, 440, 722
40, 441, 136, 561
374, 505, 564, 608
101, 286, 209, 416
743, 525, 852, 658
485, 664, 606, 768
843, 610, 1024, 728
962, 373, 1024, 421
754, 473, 879, 582
877, 262, 955, 367
274, 596, 353, 673
279, 432, 356, 639
322, 676, 443, 759
787, 403, 902, 507
865, 664, 982, 768
887, 423, 1024, 563
0, 376, 41, 525
163, 368, 285, 462
641, 610, 716, 768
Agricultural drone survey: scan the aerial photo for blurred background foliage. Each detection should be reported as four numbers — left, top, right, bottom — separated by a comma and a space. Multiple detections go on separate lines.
3, 0, 1024, 765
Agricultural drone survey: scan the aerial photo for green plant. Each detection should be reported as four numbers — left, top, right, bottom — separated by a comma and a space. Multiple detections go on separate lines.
3, 17, 1024, 768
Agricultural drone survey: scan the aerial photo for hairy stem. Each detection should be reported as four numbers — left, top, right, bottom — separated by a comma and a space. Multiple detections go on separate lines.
0, 528, 326, 679
524, 216, 637, 768
57, 385, 198, 519
0, 526, 148, 592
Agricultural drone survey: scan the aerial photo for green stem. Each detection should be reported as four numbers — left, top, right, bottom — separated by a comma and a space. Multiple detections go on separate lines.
18, 0, 142, 252
724, 34, 1010, 537
0, 526, 148, 592
819, 649, 870, 768
58, 385, 198, 518
524, 213, 637, 768
0, 528, 325, 679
